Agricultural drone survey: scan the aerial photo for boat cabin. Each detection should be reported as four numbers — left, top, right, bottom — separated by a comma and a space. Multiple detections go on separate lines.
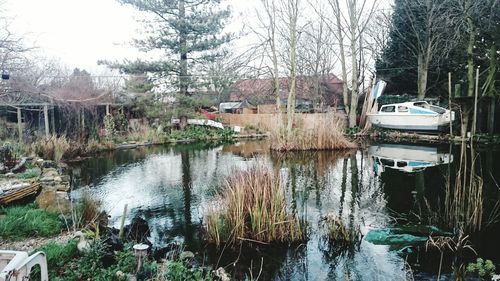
379, 101, 447, 115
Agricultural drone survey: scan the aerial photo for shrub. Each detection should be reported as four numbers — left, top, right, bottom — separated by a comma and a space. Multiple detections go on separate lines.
0, 204, 63, 240
466, 258, 497, 280
205, 163, 306, 247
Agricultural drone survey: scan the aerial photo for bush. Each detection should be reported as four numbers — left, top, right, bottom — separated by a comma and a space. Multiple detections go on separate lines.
0, 204, 63, 240
467, 258, 497, 280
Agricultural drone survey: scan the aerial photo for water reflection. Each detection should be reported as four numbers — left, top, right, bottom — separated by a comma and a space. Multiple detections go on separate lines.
69, 141, 500, 281
369, 143, 453, 174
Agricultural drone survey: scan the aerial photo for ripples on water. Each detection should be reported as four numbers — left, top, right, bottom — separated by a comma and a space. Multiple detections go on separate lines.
70, 141, 500, 281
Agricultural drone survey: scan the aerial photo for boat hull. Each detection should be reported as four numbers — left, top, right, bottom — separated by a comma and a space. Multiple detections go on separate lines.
367, 114, 451, 131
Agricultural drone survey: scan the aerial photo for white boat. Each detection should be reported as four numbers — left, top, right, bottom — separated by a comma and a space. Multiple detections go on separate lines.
368, 143, 453, 174
366, 101, 455, 131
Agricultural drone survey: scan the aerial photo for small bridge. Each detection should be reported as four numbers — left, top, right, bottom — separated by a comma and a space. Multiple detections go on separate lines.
171, 118, 224, 130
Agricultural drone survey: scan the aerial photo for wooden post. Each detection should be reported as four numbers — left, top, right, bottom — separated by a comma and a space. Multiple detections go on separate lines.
472, 67, 480, 137
448, 73, 453, 137
17, 107, 22, 143
119, 204, 128, 239
43, 104, 49, 138
81, 108, 85, 128
106, 104, 110, 115
51, 106, 56, 135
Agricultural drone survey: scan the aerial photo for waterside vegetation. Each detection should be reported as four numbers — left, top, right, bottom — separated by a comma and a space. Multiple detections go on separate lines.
205, 162, 306, 247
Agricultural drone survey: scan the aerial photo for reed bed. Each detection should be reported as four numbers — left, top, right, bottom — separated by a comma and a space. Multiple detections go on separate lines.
269, 113, 355, 151
445, 141, 484, 233
205, 163, 306, 247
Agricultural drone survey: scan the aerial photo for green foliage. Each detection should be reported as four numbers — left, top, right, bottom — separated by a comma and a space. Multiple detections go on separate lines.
377, 0, 499, 98
14, 169, 40, 179
114, 111, 129, 132
345, 126, 360, 136
1, 141, 22, 166
169, 126, 234, 142
33, 241, 80, 278
104, 0, 231, 95
0, 204, 63, 240
466, 258, 497, 280
49, 240, 155, 281
104, 114, 116, 141
161, 260, 213, 281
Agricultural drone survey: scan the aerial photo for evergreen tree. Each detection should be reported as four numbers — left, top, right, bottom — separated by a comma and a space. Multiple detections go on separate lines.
103, 0, 231, 96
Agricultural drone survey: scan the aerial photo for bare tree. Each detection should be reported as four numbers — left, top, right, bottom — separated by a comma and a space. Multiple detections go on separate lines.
391, 0, 459, 100
327, 0, 377, 128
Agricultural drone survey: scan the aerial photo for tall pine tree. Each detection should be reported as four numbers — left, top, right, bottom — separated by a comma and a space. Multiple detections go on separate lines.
106, 0, 231, 96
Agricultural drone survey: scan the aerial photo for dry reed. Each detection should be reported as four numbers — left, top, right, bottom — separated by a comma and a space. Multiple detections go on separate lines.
205, 163, 306, 247
269, 113, 355, 151
445, 141, 484, 233
30, 135, 72, 162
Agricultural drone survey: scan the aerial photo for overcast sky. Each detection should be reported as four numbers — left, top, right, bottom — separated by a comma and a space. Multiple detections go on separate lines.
4, 0, 389, 74
4, 0, 258, 73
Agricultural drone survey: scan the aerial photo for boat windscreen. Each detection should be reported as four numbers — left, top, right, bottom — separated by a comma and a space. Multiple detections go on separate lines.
429, 105, 446, 114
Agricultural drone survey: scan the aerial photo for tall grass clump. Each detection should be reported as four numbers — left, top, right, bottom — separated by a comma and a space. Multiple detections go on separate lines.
319, 213, 361, 251
67, 193, 106, 232
30, 135, 71, 162
270, 113, 355, 151
205, 163, 306, 247
0, 204, 63, 240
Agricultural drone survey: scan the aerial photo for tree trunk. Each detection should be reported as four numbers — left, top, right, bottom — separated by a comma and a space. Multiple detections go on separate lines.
466, 18, 476, 97
286, 0, 298, 134
417, 53, 428, 100
347, 0, 359, 128
334, 0, 350, 117
17, 107, 22, 143
270, 1, 281, 113
179, 0, 189, 96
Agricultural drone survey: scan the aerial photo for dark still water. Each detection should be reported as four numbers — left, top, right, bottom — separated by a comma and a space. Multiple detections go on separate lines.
69, 141, 500, 281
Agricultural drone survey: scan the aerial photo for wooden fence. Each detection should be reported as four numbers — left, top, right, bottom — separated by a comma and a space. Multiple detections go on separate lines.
218, 112, 347, 131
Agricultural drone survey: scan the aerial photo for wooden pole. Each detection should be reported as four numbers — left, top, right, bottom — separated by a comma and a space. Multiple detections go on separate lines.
43, 104, 50, 138
119, 204, 128, 239
17, 107, 22, 143
106, 104, 110, 115
472, 67, 480, 137
448, 73, 453, 137
51, 106, 56, 135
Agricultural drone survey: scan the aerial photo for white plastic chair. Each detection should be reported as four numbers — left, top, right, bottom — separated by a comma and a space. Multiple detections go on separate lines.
0, 250, 48, 281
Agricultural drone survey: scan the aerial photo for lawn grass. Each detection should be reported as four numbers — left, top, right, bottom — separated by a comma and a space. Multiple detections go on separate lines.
0, 204, 63, 240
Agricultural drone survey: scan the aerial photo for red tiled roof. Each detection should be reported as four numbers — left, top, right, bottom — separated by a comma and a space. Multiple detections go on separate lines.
228, 74, 345, 106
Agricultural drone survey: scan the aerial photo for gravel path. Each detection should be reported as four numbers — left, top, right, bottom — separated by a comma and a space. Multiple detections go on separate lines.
0, 232, 74, 252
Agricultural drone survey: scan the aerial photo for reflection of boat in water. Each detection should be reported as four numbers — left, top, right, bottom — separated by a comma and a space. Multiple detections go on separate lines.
368, 144, 453, 174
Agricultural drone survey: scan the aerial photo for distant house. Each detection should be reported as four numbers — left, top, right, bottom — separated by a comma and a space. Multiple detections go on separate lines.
219, 100, 256, 114
226, 74, 345, 113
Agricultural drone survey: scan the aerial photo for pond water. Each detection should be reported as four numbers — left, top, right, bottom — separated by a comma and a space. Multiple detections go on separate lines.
69, 141, 500, 281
